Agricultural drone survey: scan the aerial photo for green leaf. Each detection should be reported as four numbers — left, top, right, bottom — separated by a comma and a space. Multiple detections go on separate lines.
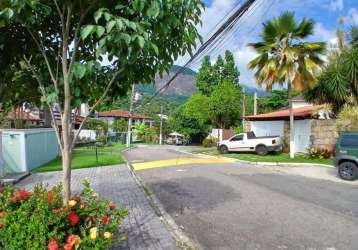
147, 1, 160, 18
106, 20, 116, 32
81, 25, 96, 40
136, 35, 145, 49
119, 33, 131, 45
96, 26, 105, 37
94, 10, 102, 23
133, 0, 145, 12
116, 19, 124, 30
127, 21, 137, 31
151, 43, 159, 55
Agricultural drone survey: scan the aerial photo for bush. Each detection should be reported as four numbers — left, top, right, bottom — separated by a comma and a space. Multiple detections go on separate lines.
0, 180, 127, 250
308, 146, 333, 159
202, 137, 217, 147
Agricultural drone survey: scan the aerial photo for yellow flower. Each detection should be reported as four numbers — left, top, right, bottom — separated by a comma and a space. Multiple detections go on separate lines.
68, 200, 77, 208
103, 232, 112, 239
89, 227, 98, 240
91, 193, 99, 199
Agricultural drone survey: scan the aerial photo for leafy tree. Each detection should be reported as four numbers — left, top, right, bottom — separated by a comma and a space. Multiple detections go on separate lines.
112, 118, 127, 133
305, 26, 358, 112
0, 0, 203, 201
259, 89, 289, 113
196, 50, 240, 96
169, 94, 210, 142
208, 81, 242, 130
248, 12, 326, 158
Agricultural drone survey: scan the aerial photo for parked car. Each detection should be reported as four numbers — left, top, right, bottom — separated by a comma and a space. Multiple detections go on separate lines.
334, 132, 358, 181
166, 132, 188, 146
218, 131, 282, 155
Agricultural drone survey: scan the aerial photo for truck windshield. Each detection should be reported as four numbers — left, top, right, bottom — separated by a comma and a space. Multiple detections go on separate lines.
341, 135, 358, 147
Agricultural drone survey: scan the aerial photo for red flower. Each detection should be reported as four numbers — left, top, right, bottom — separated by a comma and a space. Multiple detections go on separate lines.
10, 188, 31, 202
48, 238, 59, 250
100, 215, 111, 225
63, 243, 73, 250
47, 191, 54, 205
66, 234, 81, 246
68, 212, 79, 226
0, 211, 6, 217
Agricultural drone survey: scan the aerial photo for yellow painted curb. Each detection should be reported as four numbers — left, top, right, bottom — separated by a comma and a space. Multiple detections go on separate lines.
132, 157, 236, 171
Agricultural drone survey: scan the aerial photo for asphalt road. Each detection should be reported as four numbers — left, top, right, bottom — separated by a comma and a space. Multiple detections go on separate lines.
124, 146, 358, 250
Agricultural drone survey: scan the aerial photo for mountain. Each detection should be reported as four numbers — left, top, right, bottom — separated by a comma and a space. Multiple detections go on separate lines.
139, 65, 268, 98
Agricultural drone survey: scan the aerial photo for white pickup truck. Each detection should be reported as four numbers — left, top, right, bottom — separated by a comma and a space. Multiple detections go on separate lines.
218, 131, 282, 155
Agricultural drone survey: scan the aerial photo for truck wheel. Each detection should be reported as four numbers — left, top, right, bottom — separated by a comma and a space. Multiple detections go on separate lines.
220, 145, 229, 154
256, 145, 268, 156
338, 161, 357, 181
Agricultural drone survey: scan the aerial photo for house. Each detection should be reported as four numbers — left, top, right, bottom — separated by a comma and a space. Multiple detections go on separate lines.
244, 96, 336, 154
98, 109, 153, 133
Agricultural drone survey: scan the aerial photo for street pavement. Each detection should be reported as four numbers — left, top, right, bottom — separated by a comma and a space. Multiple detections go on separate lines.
124, 145, 358, 250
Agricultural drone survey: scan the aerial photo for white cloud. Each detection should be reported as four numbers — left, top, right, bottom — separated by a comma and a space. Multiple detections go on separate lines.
234, 45, 258, 87
346, 7, 358, 25
326, 0, 344, 11
313, 23, 336, 44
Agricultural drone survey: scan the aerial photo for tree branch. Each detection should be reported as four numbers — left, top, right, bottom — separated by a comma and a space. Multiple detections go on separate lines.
71, 68, 123, 148
23, 56, 64, 152
53, 0, 64, 25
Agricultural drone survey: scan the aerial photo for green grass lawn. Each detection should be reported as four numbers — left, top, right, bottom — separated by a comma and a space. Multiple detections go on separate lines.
192, 148, 333, 166
33, 143, 127, 173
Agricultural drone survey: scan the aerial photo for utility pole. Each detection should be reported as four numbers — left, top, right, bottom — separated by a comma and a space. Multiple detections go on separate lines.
126, 84, 135, 148
254, 90, 257, 115
242, 87, 246, 127
159, 105, 163, 145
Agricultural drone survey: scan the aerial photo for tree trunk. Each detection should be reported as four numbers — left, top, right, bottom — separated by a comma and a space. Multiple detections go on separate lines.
288, 82, 295, 159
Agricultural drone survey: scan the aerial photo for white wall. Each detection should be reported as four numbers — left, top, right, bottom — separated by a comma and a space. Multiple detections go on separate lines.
250, 121, 284, 137
75, 129, 96, 141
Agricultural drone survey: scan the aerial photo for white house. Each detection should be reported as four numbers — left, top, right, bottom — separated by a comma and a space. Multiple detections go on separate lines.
244, 96, 336, 154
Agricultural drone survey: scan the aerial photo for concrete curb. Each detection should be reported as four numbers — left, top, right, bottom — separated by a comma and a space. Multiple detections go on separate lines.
121, 152, 200, 250
191, 151, 334, 168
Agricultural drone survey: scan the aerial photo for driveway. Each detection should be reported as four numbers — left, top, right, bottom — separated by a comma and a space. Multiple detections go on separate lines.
124, 146, 358, 250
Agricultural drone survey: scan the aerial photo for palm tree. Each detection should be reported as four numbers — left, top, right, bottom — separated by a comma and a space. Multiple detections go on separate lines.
248, 12, 326, 158
305, 26, 358, 111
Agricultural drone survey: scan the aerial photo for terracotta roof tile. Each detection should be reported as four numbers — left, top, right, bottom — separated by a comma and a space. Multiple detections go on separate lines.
245, 105, 319, 121
98, 109, 152, 120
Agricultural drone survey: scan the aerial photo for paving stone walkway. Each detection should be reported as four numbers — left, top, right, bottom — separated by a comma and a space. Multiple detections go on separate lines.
17, 165, 177, 250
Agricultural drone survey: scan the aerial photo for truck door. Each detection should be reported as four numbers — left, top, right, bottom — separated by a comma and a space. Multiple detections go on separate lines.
228, 134, 245, 152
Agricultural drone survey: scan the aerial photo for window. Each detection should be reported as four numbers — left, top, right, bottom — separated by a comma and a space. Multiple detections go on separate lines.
341, 135, 358, 147
230, 135, 243, 141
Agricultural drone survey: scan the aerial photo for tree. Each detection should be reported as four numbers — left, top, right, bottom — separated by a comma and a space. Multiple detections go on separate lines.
248, 12, 326, 158
259, 89, 289, 113
196, 50, 240, 96
112, 118, 127, 133
0, 0, 203, 202
305, 26, 358, 112
169, 94, 210, 142
208, 81, 242, 130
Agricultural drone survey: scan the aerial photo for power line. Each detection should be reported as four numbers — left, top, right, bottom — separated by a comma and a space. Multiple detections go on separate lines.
136, 0, 258, 109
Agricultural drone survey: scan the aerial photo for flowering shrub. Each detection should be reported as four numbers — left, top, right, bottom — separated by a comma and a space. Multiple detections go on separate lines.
308, 146, 333, 159
0, 179, 128, 249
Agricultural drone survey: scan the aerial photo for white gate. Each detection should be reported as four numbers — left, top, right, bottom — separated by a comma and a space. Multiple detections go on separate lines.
294, 120, 311, 153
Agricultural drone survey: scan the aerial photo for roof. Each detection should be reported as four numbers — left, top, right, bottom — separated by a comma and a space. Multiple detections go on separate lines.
7, 111, 41, 121
245, 106, 319, 121
98, 109, 152, 120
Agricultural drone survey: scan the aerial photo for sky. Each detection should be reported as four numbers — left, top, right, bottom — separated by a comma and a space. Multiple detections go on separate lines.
179, 0, 358, 89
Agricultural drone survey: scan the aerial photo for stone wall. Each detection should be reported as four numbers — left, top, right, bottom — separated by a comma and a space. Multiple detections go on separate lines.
310, 119, 337, 150
243, 121, 251, 133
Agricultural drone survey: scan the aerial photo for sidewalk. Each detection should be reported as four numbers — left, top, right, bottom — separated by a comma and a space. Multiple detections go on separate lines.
17, 165, 177, 250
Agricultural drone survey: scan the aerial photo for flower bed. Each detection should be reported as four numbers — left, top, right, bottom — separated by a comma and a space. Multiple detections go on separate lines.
0, 180, 128, 249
